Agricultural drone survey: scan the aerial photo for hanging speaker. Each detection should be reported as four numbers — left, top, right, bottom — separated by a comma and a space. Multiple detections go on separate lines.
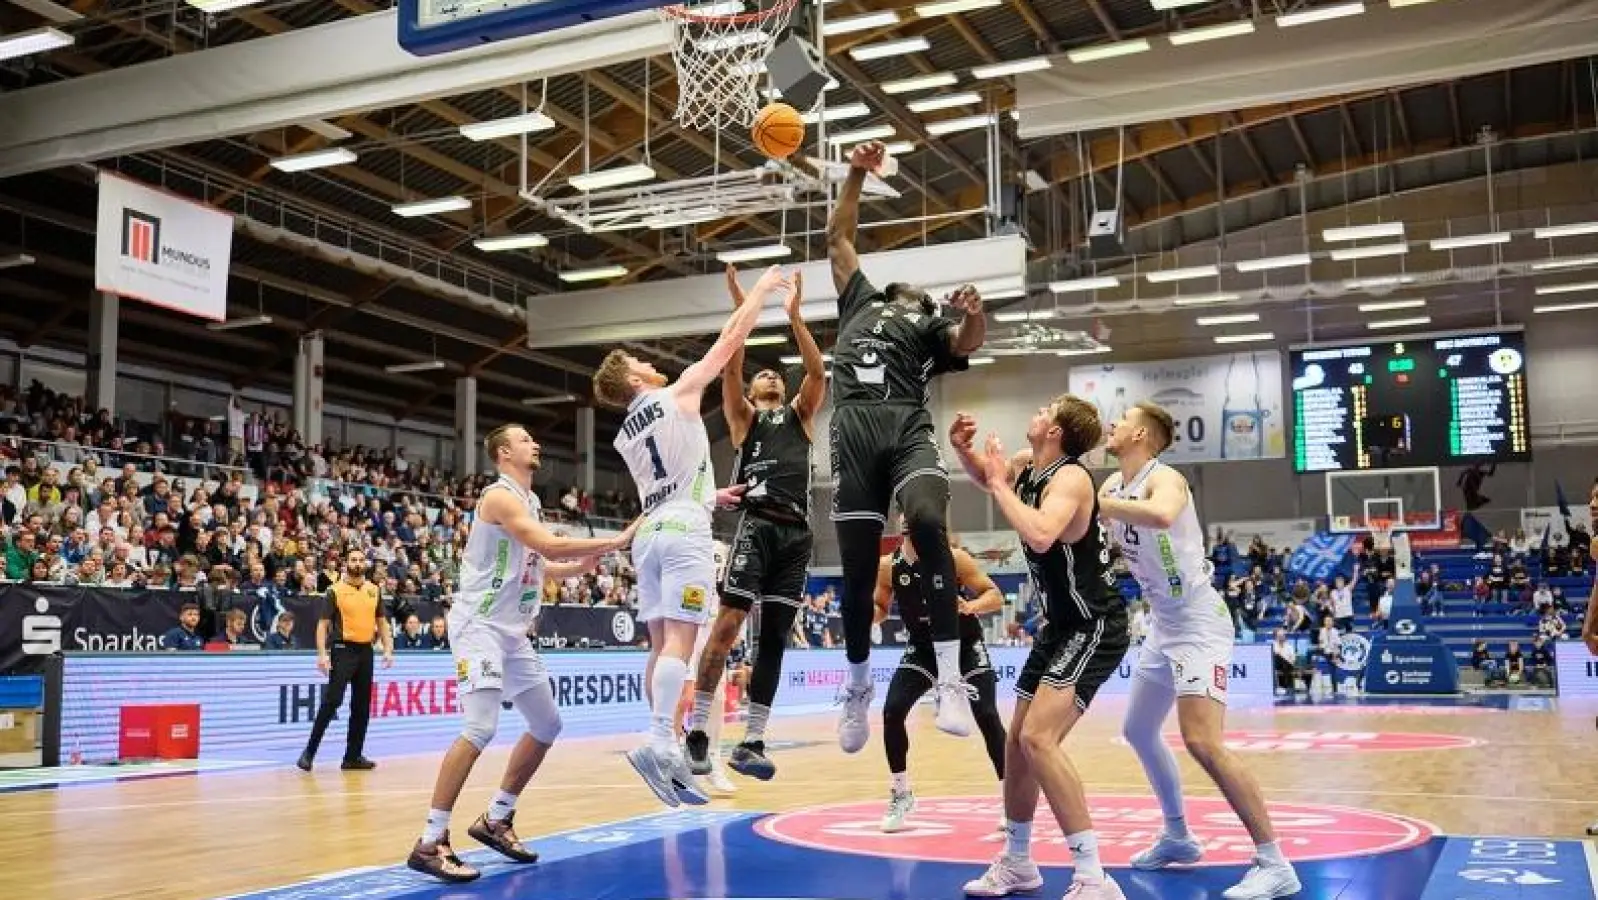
1087, 208, 1124, 258
768, 35, 831, 114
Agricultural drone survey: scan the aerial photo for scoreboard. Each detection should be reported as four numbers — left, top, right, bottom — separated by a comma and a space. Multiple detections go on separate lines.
1290, 329, 1531, 473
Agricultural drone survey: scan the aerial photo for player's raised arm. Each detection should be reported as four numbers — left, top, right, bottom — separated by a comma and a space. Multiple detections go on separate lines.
483, 490, 636, 559
945, 284, 987, 356
1098, 465, 1190, 530
675, 266, 792, 407
827, 143, 878, 294
786, 273, 827, 433
720, 264, 757, 446
953, 548, 1002, 616
982, 433, 1090, 553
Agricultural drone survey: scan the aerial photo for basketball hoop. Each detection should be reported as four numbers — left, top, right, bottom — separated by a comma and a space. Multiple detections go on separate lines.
1368, 517, 1396, 552
659, 0, 800, 130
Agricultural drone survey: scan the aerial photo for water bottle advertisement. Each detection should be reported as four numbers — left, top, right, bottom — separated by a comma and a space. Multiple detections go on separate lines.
1068, 350, 1287, 465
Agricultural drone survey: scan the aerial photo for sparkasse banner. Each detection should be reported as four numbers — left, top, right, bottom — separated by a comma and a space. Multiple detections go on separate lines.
94, 171, 232, 321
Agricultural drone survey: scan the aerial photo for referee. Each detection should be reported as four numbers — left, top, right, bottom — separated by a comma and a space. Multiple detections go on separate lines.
297, 548, 394, 771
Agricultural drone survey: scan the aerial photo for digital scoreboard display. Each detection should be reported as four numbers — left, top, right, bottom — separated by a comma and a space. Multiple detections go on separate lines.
1290, 329, 1531, 473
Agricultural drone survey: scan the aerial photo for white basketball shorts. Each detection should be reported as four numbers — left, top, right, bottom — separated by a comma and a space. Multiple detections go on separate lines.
1133, 620, 1236, 705
448, 614, 548, 699
632, 515, 716, 626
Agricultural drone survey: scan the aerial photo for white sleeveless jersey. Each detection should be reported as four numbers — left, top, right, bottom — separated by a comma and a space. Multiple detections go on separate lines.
452, 474, 546, 635
615, 387, 715, 523
1106, 460, 1231, 636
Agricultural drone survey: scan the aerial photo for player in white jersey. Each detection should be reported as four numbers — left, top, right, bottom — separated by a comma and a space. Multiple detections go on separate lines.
592, 264, 796, 808
407, 424, 638, 884
1097, 402, 1301, 900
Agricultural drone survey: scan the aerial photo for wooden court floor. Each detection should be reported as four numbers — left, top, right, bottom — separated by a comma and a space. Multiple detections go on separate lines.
3, 697, 1596, 900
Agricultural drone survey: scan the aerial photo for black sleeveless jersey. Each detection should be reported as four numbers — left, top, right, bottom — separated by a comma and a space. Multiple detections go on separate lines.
831, 270, 969, 407
1014, 456, 1122, 632
733, 404, 811, 523
890, 549, 984, 645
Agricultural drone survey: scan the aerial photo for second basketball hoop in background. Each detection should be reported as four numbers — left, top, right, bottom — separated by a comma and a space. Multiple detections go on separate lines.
753, 102, 805, 159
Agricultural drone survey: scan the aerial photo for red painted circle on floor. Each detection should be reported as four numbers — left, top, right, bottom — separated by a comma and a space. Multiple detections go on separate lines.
756, 795, 1438, 868
1264, 705, 1496, 717
1147, 730, 1482, 752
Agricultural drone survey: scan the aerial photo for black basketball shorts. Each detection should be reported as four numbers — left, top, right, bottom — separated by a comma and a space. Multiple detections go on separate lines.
721, 513, 813, 613
1015, 614, 1131, 712
829, 404, 948, 525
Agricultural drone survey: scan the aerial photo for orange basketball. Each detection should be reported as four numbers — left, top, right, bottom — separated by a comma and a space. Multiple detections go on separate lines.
752, 102, 805, 160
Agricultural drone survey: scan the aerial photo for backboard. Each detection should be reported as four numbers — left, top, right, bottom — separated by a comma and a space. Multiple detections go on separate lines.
398, 0, 667, 56
1325, 466, 1441, 536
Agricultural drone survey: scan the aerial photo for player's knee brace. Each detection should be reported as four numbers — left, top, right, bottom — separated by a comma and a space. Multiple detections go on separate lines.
513, 685, 563, 745
460, 690, 502, 750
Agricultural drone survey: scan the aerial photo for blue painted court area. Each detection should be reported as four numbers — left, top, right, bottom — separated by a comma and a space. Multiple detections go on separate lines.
220, 808, 1598, 900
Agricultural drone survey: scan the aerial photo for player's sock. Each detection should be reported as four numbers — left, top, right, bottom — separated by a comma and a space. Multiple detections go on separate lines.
744, 703, 771, 743
847, 660, 871, 689
1004, 819, 1033, 857
650, 657, 689, 752
487, 790, 518, 824
422, 808, 451, 844
1065, 830, 1103, 881
1255, 840, 1288, 867
690, 691, 715, 732
932, 639, 961, 684
1165, 814, 1193, 839
890, 771, 910, 793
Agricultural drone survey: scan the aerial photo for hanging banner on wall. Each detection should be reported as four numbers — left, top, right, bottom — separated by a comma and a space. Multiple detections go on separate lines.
1068, 350, 1286, 466
94, 171, 233, 322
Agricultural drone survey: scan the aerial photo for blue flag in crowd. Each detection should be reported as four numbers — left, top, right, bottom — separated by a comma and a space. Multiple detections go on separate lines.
1287, 531, 1357, 583
1461, 513, 1493, 549
1555, 480, 1572, 520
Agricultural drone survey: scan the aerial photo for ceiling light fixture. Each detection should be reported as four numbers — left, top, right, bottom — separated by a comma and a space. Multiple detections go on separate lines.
385, 360, 448, 373
907, 92, 982, 113
1213, 332, 1275, 344
1530, 255, 1598, 271
915, 0, 1000, 15
993, 309, 1058, 323
744, 334, 789, 346
1429, 232, 1511, 251
801, 102, 871, 124
924, 114, 994, 136
1056, 347, 1113, 357
780, 353, 834, 364
1533, 300, 1598, 314
559, 265, 629, 283
1150, 0, 1210, 8
1358, 298, 1426, 313
1049, 276, 1119, 292
269, 147, 358, 173
521, 393, 579, 406
882, 141, 917, 155
1324, 222, 1405, 242
881, 72, 959, 94
849, 36, 930, 61
1172, 292, 1242, 306
473, 234, 549, 252
716, 244, 793, 263
1532, 222, 1598, 239
1368, 315, 1431, 330
971, 57, 1051, 79
7, 0, 84, 23
391, 196, 472, 217
821, 10, 899, 34
1277, 1, 1366, 27
1344, 275, 1414, 289
568, 163, 657, 192
184, 0, 265, 11
206, 315, 273, 332
1169, 20, 1257, 45
1195, 313, 1260, 326
0, 254, 36, 270
0, 26, 72, 61
1145, 264, 1220, 283
1328, 243, 1409, 261
1234, 253, 1311, 272
827, 124, 896, 145
1534, 281, 1598, 296
458, 111, 557, 141
1067, 38, 1151, 63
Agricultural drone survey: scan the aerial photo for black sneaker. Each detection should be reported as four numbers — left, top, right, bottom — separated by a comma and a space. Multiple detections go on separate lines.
341, 756, 377, 771
295, 753, 312, 772
728, 741, 776, 781
685, 729, 712, 776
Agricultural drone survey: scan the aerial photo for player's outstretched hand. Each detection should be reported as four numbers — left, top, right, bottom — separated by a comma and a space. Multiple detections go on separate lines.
849, 141, 885, 172
949, 412, 979, 453
783, 270, 804, 319
725, 263, 746, 308
946, 283, 983, 316
751, 264, 791, 301
981, 433, 1009, 485
715, 484, 747, 510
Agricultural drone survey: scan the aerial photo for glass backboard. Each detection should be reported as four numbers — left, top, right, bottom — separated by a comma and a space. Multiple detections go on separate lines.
1325, 466, 1441, 535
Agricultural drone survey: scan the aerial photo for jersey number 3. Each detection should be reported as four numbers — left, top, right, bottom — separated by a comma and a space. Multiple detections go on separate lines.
644, 435, 667, 480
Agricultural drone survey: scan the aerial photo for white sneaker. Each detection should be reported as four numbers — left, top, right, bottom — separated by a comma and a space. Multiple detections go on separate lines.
836, 683, 874, 753
1062, 874, 1126, 899
963, 853, 1044, 896
882, 789, 916, 832
705, 760, 737, 797
1221, 859, 1302, 900
1129, 833, 1204, 870
933, 679, 977, 738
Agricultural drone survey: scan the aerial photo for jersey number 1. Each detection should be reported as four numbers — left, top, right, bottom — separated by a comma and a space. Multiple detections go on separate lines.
645, 435, 667, 480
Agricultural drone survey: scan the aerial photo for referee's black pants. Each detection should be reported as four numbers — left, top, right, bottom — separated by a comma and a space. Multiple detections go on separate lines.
304, 643, 374, 762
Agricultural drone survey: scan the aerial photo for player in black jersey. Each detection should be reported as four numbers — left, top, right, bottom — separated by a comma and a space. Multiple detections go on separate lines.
873, 523, 1006, 832
951, 396, 1130, 900
827, 140, 988, 753
685, 265, 825, 783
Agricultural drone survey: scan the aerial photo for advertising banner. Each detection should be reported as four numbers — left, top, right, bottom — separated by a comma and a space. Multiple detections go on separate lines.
1554, 645, 1598, 698
94, 171, 233, 321
1212, 518, 1319, 553
58, 644, 1275, 763
1520, 506, 1571, 549
1068, 350, 1286, 465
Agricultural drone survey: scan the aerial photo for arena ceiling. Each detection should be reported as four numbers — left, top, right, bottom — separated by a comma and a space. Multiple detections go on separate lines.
0, 0, 1596, 456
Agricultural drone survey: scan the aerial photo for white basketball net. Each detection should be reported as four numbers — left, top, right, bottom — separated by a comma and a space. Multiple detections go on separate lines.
660, 0, 799, 131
